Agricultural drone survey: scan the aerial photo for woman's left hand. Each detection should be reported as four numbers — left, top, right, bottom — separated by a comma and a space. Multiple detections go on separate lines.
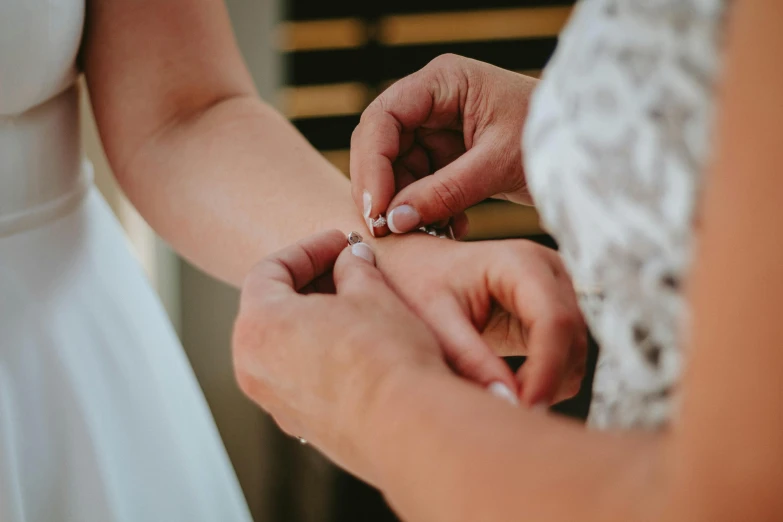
376, 233, 588, 406
232, 230, 449, 482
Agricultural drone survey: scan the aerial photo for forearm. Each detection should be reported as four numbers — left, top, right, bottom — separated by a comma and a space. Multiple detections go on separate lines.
114, 95, 380, 286
365, 370, 663, 522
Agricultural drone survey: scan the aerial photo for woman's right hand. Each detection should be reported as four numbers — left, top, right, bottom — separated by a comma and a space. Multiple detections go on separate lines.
350, 54, 539, 236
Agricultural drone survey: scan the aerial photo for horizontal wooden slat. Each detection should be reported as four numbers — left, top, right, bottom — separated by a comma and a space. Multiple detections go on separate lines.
465, 201, 543, 239
322, 149, 351, 174
278, 18, 367, 51
379, 7, 571, 46
281, 83, 368, 119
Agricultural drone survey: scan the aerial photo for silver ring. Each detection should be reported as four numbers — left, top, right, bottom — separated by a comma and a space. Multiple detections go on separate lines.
347, 231, 363, 245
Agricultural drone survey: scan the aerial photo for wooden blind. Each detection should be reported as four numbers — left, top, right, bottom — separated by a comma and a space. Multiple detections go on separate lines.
278, 0, 575, 239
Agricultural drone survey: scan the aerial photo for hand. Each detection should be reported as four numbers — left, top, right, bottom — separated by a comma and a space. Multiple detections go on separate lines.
232, 230, 449, 482
350, 54, 538, 236
376, 233, 587, 406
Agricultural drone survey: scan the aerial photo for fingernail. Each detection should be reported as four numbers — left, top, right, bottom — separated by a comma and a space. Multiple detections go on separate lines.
487, 382, 519, 407
351, 243, 376, 265
365, 216, 376, 237
363, 190, 372, 218
387, 205, 420, 234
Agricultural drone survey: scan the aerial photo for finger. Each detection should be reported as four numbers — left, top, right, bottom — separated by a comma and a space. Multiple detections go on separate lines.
415, 128, 466, 171
300, 272, 336, 295
386, 142, 512, 233
396, 143, 431, 181
550, 341, 588, 404
516, 318, 577, 407
332, 242, 390, 297
350, 67, 466, 232
421, 297, 518, 392
486, 251, 583, 406
242, 230, 346, 308
393, 144, 430, 193
350, 109, 414, 237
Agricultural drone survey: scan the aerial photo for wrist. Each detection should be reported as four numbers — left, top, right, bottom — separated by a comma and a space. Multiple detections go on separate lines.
352, 364, 432, 483
367, 231, 443, 271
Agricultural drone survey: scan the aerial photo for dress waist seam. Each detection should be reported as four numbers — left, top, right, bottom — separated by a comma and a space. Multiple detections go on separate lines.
0, 161, 92, 238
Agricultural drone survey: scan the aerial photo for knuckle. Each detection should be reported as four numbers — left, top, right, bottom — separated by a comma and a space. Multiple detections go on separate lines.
345, 266, 385, 294
431, 177, 470, 215
350, 124, 362, 147
234, 367, 259, 399
240, 260, 278, 308
359, 97, 385, 124
427, 53, 461, 70
232, 306, 284, 363
510, 238, 544, 258
232, 313, 261, 357
548, 308, 581, 334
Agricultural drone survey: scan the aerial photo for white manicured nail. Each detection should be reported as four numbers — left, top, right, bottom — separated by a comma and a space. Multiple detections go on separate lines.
363, 190, 372, 218
351, 243, 376, 265
387, 205, 420, 234
487, 381, 519, 406
364, 216, 376, 236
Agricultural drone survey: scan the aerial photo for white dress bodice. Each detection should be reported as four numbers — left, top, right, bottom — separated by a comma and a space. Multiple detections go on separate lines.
0, 0, 88, 235
525, 0, 727, 429
0, 2, 251, 520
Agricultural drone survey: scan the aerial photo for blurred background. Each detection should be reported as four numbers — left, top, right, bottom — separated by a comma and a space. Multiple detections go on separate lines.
81, 1, 591, 520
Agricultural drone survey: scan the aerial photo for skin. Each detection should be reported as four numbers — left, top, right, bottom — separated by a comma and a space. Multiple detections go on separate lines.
233, 2, 783, 521
81, 0, 586, 400
350, 55, 538, 235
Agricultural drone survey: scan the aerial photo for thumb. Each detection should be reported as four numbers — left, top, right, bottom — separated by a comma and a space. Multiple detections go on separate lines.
385, 142, 514, 233
332, 242, 390, 296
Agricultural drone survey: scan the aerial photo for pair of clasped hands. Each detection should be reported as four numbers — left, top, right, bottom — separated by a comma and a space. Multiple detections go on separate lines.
233, 56, 587, 475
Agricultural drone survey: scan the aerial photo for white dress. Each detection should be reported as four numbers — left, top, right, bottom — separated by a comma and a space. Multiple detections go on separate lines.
525, 0, 727, 429
0, 2, 252, 520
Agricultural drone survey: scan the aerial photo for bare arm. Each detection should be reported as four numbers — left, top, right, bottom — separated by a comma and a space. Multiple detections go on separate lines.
83, 0, 370, 286
83, 0, 594, 393
361, 3, 783, 521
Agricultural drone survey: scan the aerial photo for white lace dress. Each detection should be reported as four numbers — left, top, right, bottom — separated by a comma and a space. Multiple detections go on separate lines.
524, 0, 727, 429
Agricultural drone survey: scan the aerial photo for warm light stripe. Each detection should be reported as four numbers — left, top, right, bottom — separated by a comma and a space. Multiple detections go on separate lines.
379, 7, 571, 46
281, 83, 368, 119
322, 149, 351, 175
277, 18, 367, 51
